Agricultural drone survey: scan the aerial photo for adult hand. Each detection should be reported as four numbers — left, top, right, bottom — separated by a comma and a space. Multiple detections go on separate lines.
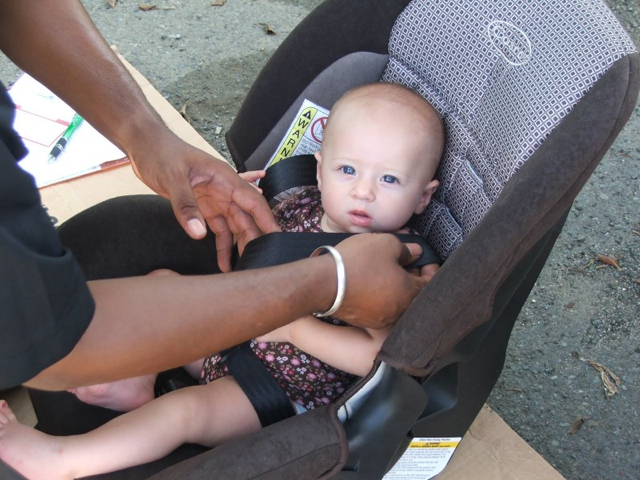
332, 234, 430, 329
418, 263, 440, 283
129, 134, 280, 272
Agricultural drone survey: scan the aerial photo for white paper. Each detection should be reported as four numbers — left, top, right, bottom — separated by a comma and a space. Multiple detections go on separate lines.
9, 73, 126, 188
383, 437, 461, 480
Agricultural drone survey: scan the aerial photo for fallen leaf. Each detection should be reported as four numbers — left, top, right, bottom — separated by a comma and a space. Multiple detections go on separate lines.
259, 23, 277, 35
139, 3, 176, 10
179, 102, 191, 125
568, 416, 586, 434
565, 302, 575, 309
107, 0, 117, 8
632, 230, 640, 236
211, 0, 227, 5
573, 352, 621, 399
507, 387, 523, 393
596, 254, 620, 270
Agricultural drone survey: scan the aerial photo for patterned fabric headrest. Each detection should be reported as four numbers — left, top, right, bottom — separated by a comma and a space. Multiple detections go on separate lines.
382, 0, 636, 258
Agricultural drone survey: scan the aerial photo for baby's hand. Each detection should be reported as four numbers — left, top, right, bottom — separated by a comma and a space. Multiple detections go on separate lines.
238, 170, 266, 193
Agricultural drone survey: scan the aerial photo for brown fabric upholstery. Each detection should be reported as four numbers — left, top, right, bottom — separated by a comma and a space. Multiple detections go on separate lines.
149, 407, 347, 480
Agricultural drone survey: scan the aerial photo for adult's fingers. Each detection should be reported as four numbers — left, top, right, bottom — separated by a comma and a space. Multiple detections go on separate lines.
231, 187, 281, 255
234, 186, 280, 235
167, 182, 208, 240
207, 215, 234, 273
420, 263, 440, 284
227, 203, 264, 256
398, 242, 424, 267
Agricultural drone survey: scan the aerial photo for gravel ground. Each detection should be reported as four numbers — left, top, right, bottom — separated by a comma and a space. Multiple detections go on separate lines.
1, 1, 638, 479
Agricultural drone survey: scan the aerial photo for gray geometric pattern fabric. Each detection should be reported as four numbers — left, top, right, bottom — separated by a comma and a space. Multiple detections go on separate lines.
382, 0, 637, 259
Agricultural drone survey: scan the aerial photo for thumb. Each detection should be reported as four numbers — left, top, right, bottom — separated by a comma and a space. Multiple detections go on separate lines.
168, 185, 207, 239
399, 242, 423, 266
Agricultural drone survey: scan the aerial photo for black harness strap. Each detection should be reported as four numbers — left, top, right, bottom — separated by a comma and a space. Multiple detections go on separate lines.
221, 342, 297, 426
236, 232, 441, 271
259, 154, 318, 204
222, 231, 441, 427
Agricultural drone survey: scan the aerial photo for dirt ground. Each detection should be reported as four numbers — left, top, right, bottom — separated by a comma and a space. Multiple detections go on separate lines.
1, 1, 638, 479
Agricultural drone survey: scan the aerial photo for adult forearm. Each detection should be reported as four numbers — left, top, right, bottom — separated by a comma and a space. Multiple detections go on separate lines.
0, 0, 166, 154
26, 256, 336, 390
24, 234, 428, 390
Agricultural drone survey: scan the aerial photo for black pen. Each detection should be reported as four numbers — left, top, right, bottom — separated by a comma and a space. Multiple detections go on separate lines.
47, 113, 83, 163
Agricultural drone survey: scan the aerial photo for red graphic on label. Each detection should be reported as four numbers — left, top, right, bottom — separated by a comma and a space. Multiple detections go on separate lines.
311, 116, 327, 143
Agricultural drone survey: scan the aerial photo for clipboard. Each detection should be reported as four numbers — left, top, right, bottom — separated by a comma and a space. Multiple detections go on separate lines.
9, 73, 129, 188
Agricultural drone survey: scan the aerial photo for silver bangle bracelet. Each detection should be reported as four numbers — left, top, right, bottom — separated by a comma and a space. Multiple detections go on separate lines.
310, 245, 346, 317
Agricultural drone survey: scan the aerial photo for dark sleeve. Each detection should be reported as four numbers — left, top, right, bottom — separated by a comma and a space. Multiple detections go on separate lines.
0, 136, 95, 389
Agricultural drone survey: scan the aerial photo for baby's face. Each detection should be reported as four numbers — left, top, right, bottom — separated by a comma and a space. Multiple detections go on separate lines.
316, 100, 439, 234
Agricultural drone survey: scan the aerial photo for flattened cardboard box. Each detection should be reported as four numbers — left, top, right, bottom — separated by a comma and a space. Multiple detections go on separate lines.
27, 51, 562, 480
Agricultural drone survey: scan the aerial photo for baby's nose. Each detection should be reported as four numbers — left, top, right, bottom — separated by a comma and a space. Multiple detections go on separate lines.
351, 179, 375, 201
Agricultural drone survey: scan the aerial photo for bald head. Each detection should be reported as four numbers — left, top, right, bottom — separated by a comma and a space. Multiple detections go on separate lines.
325, 83, 444, 180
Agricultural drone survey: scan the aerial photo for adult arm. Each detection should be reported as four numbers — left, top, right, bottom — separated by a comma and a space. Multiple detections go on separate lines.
24, 234, 429, 390
258, 263, 441, 376
0, 0, 278, 271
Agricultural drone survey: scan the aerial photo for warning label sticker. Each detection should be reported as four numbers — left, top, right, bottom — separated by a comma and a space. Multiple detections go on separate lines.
383, 437, 461, 479
266, 99, 329, 169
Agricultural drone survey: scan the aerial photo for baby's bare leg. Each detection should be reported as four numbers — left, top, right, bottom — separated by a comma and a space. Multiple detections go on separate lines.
0, 400, 70, 480
1, 377, 261, 479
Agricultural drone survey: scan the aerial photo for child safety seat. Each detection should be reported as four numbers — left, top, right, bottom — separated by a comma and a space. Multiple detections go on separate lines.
23, 0, 638, 479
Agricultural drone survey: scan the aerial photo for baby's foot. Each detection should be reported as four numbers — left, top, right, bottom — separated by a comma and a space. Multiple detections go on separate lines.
0, 400, 72, 480
69, 374, 156, 412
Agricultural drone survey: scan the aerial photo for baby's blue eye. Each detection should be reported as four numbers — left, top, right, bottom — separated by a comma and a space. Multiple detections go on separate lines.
382, 175, 398, 184
341, 166, 356, 175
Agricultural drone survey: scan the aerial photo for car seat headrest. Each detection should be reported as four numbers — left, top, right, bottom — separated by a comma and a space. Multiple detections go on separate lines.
383, 0, 636, 258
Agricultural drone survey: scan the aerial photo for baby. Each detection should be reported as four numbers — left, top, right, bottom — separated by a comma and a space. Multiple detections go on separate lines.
0, 82, 444, 480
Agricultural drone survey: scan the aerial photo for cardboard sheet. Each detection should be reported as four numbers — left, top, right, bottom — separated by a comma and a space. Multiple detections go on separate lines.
439, 406, 564, 479
19, 50, 563, 480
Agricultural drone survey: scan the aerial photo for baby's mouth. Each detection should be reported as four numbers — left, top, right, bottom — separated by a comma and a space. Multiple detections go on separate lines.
348, 210, 372, 227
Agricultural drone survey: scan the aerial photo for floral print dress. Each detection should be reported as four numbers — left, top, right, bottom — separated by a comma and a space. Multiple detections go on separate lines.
200, 186, 358, 412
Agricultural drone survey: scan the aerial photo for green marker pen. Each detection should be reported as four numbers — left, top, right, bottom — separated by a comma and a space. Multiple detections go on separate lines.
47, 113, 83, 163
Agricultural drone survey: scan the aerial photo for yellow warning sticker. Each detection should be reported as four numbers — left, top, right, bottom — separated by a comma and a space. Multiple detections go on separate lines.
408, 440, 460, 449
267, 99, 329, 168
383, 437, 461, 479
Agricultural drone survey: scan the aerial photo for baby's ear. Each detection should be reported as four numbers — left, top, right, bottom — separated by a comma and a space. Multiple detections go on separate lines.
315, 151, 323, 191
415, 179, 439, 214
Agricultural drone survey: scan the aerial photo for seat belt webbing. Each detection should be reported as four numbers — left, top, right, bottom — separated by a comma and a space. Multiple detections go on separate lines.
222, 231, 441, 427
259, 154, 318, 204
